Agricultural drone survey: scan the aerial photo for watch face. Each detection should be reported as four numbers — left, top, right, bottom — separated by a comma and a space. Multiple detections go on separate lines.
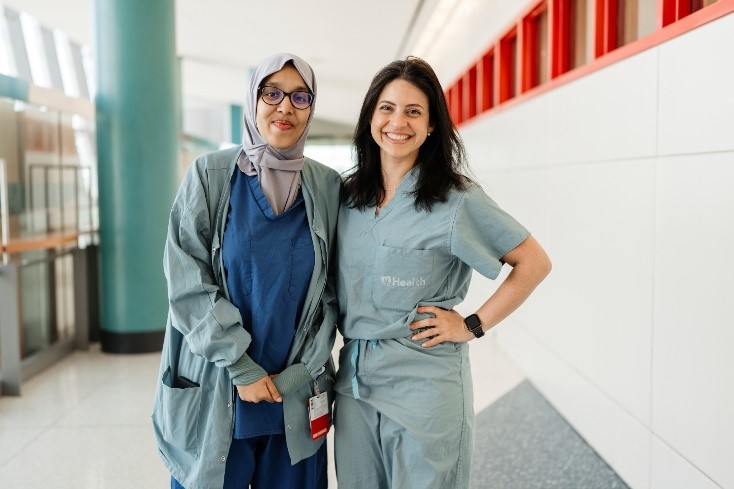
464, 314, 483, 338
465, 314, 481, 330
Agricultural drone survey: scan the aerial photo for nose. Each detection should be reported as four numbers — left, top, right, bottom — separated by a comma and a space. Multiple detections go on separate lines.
277, 96, 295, 114
389, 111, 409, 128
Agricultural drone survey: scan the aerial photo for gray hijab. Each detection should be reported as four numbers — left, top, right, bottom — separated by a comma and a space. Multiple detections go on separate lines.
237, 53, 316, 215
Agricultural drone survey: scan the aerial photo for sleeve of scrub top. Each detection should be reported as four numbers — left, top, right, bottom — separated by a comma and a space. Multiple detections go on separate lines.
449, 184, 531, 280
164, 160, 261, 379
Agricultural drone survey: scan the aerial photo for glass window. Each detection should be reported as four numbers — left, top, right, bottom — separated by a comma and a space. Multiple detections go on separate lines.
53, 30, 80, 97
3, 7, 31, 82
79, 44, 93, 98
536, 9, 549, 85
40, 25, 63, 91
19, 12, 51, 88
525, 4, 549, 90
571, 0, 592, 69
0, 4, 17, 76
615, 0, 656, 48
663, 0, 721, 27
595, 0, 655, 55
684, 0, 720, 18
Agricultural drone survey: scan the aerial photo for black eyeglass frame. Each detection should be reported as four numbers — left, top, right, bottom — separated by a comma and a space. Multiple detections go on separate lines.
259, 86, 314, 110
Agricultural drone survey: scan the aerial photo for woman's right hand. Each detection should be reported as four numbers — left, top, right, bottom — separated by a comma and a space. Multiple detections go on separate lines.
235, 375, 282, 403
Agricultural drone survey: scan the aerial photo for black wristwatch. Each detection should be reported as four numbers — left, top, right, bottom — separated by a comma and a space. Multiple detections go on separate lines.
464, 314, 484, 339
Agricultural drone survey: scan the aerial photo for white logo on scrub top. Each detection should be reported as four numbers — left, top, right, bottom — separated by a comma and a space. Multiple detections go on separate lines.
380, 276, 427, 287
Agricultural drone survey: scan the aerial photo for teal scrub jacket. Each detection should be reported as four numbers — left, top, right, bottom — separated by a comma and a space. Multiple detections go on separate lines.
152, 146, 341, 489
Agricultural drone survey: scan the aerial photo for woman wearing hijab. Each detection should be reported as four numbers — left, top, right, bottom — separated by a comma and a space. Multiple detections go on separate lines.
152, 53, 340, 489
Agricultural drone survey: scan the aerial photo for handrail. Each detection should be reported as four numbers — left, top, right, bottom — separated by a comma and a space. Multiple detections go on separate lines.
0, 229, 95, 254
0, 159, 8, 245
0, 158, 9, 264
1, 160, 97, 262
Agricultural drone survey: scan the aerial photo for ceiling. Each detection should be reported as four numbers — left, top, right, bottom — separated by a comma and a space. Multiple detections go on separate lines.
4, 0, 453, 136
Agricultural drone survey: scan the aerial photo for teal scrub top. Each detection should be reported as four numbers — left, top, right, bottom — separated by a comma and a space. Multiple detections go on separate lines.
337, 168, 530, 340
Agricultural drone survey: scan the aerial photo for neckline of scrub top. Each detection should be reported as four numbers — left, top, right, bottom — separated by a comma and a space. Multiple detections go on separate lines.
246, 172, 303, 221
374, 165, 419, 221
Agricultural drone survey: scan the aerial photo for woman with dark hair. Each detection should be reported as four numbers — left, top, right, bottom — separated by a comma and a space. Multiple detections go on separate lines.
334, 57, 551, 488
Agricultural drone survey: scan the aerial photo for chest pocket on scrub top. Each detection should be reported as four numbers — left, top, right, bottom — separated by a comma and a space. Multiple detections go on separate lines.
372, 245, 435, 311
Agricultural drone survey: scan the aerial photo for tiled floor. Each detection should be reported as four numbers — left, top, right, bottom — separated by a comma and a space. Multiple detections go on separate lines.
0, 334, 524, 488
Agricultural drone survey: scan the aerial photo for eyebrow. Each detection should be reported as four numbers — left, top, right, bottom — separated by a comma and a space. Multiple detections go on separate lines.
378, 100, 426, 109
263, 81, 310, 92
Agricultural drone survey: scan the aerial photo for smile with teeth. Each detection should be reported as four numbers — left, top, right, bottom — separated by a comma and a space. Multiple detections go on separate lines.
385, 133, 410, 141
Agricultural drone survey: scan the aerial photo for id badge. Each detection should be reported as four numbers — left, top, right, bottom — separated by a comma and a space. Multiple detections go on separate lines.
308, 391, 330, 441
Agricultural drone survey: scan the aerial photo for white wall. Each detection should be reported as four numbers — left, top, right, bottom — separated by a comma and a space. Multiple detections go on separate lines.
443, 10, 734, 489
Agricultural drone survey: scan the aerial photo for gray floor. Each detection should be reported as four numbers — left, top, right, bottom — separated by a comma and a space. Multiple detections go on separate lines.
471, 380, 630, 489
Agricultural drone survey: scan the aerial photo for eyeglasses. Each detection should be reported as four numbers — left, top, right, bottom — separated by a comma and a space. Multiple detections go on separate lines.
259, 86, 314, 110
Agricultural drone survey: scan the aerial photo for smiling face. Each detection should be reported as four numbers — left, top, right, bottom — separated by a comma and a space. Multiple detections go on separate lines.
370, 78, 434, 168
255, 64, 312, 149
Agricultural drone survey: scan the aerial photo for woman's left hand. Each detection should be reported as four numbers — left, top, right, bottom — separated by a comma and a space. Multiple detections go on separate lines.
409, 306, 475, 347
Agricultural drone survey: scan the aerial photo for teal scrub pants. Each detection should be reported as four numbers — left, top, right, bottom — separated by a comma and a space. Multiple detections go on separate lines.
334, 338, 475, 489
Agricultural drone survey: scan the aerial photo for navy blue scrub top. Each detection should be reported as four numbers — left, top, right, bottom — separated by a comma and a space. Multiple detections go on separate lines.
222, 169, 314, 438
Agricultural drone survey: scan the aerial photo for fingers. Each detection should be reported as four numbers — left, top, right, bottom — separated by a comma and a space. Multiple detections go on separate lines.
409, 317, 433, 330
264, 377, 282, 403
420, 334, 444, 348
410, 307, 471, 347
236, 376, 281, 403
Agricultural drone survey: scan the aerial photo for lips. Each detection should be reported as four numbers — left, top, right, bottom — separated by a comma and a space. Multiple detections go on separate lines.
273, 120, 294, 130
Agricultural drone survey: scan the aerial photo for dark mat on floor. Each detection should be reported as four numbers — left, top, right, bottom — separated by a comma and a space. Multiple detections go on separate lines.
470, 380, 630, 489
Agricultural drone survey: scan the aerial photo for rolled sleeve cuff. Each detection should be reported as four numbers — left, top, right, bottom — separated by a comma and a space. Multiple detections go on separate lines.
227, 353, 267, 386
272, 363, 312, 397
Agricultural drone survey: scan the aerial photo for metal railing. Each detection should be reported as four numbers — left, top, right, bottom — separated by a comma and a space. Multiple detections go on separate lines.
0, 158, 98, 396
0, 246, 96, 396
0, 158, 9, 264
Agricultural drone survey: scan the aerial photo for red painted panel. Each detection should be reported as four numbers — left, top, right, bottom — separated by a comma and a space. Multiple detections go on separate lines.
551, 0, 571, 77
499, 28, 518, 103
463, 66, 478, 120
478, 50, 495, 112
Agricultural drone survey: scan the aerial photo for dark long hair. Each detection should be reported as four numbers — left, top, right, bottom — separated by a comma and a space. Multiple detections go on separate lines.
342, 56, 470, 212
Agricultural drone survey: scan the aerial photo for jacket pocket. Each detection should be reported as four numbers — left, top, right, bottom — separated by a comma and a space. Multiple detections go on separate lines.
371, 245, 435, 312
153, 366, 203, 456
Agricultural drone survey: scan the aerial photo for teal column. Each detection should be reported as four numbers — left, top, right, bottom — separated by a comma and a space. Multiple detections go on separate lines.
230, 104, 243, 145
94, 0, 179, 353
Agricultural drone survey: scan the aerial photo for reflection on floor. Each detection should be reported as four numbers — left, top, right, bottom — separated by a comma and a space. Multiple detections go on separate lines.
0, 336, 627, 488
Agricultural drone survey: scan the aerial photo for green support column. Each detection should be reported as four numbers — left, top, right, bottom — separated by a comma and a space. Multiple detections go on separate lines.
94, 0, 179, 353
230, 104, 243, 145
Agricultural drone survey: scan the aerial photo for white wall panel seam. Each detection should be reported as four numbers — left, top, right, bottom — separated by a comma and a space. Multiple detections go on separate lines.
508, 322, 654, 431
652, 434, 725, 489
